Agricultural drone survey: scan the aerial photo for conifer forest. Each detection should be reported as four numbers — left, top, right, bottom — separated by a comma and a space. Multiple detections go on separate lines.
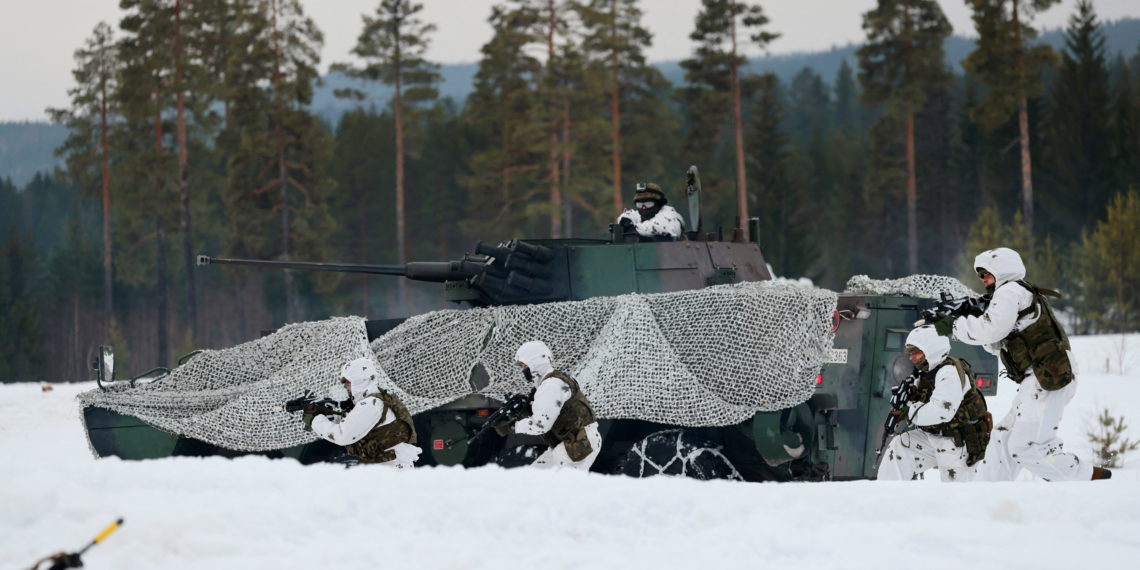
2, 0, 1139, 381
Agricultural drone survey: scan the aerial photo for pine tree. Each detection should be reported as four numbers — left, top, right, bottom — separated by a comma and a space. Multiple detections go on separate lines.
47, 21, 120, 339
170, 0, 218, 343
963, 0, 1061, 237
857, 0, 951, 275
677, 0, 778, 240
1043, 0, 1112, 243
333, 0, 441, 300
577, 0, 654, 212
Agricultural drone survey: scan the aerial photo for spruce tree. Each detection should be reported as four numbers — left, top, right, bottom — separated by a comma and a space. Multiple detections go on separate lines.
857, 0, 951, 274
1108, 55, 1140, 195
0, 230, 46, 381
746, 73, 812, 279
117, 0, 178, 365
1043, 0, 1112, 242
834, 59, 863, 134
462, 6, 543, 239
47, 21, 120, 339
1073, 190, 1140, 332
963, 0, 1061, 237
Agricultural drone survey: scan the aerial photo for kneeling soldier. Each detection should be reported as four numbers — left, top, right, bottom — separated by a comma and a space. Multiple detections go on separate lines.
501, 340, 601, 470
879, 325, 991, 482
309, 357, 420, 468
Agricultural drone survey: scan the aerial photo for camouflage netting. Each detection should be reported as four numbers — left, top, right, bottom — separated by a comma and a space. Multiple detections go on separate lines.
844, 274, 978, 300
79, 281, 837, 453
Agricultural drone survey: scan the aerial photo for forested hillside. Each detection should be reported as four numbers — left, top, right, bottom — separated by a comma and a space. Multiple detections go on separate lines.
2, 0, 1139, 382
6, 18, 1138, 186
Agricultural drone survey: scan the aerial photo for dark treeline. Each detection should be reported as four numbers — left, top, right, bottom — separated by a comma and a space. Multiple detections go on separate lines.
2, 0, 1140, 381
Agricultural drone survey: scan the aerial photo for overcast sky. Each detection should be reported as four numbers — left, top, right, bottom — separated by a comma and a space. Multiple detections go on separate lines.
2, 0, 1138, 121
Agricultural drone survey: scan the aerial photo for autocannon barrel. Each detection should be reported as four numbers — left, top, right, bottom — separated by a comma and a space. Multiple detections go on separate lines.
196, 255, 481, 283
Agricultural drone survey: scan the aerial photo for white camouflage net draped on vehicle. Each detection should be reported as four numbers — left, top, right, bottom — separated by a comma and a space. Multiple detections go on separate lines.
79, 281, 838, 453
844, 274, 978, 300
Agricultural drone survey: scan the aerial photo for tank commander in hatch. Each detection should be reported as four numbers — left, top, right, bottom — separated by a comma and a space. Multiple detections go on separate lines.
616, 182, 684, 240
878, 325, 991, 482
496, 340, 601, 470
306, 357, 421, 468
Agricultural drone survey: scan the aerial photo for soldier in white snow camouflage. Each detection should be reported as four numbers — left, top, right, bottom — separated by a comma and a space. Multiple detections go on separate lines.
878, 326, 990, 482
616, 182, 684, 240
499, 340, 601, 470
945, 247, 1111, 481
308, 357, 421, 468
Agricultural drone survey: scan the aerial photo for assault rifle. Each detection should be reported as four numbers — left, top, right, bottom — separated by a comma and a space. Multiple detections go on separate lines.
915, 291, 989, 327
31, 518, 123, 570
876, 369, 920, 460
282, 390, 354, 416
467, 393, 531, 445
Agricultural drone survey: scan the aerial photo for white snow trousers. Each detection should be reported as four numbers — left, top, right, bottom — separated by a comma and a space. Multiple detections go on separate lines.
378, 442, 422, 469
878, 430, 970, 482
972, 372, 1092, 482
531, 422, 601, 471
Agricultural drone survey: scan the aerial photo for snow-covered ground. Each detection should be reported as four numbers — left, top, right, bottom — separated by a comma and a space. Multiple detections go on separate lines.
3, 335, 1140, 569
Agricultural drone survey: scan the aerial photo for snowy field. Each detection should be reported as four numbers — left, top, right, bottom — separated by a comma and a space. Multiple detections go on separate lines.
3, 335, 1140, 569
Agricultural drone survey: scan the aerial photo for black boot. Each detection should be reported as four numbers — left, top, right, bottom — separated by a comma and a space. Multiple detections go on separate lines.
1092, 466, 1113, 480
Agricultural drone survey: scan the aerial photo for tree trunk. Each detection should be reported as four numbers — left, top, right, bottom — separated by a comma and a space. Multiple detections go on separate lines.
609, 0, 622, 213
906, 108, 918, 274
546, 1, 562, 238
730, 4, 749, 240
175, 0, 197, 341
99, 64, 113, 340
1013, 0, 1035, 236
395, 64, 408, 308
154, 89, 168, 366
562, 99, 572, 236
271, 0, 298, 323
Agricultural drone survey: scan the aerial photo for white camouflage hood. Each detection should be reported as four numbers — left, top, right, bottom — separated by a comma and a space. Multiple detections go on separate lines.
906, 325, 950, 368
515, 341, 555, 385
340, 357, 380, 399
973, 247, 1026, 289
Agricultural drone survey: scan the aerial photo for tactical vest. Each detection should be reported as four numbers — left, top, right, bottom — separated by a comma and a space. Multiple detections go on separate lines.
998, 280, 1074, 391
538, 371, 597, 462
916, 357, 993, 466
346, 390, 418, 464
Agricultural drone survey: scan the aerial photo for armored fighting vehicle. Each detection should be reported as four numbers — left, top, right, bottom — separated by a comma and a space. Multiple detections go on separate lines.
81, 168, 997, 482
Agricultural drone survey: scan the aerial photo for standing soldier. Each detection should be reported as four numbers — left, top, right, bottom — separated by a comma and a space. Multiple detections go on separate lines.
499, 340, 601, 470
879, 325, 992, 482
307, 357, 421, 468
937, 247, 1111, 481
616, 182, 685, 240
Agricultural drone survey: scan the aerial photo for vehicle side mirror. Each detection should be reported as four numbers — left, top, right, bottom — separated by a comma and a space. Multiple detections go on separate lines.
92, 345, 114, 388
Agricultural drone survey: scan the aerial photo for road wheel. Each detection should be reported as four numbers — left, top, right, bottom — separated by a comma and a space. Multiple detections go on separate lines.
618, 429, 742, 481
494, 443, 547, 468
